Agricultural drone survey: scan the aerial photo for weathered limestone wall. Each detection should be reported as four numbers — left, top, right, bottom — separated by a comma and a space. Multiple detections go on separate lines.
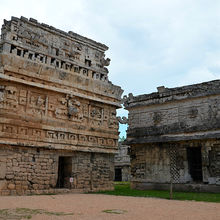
0, 16, 122, 154
125, 81, 220, 144
0, 80, 119, 153
0, 144, 114, 195
0, 16, 123, 195
0, 145, 58, 195
130, 140, 220, 192
72, 152, 114, 191
0, 16, 123, 101
130, 144, 171, 183
125, 81, 220, 192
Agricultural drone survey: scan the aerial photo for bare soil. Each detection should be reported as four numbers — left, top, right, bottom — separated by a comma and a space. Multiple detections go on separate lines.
0, 193, 220, 220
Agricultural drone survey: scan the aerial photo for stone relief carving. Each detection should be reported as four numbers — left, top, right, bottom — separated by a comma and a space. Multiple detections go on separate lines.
209, 146, 220, 177
90, 105, 103, 126
189, 108, 198, 119
100, 57, 111, 67
1, 86, 19, 110
0, 122, 116, 147
0, 86, 5, 102
209, 99, 220, 120
55, 95, 82, 121
0, 84, 119, 130
121, 93, 134, 107
28, 93, 47, 116
120, 95, 128, 105
36, 96, 45, 107
90, 106, 102, 119
4, 17, 109, 79
109, 110, 118, 129
153, 112, 162, 125
117, 116, 128, 124
67, 96, 81, 119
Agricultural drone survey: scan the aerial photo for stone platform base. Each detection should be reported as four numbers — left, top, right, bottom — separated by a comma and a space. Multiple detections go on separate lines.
131, 181, 220, 193
0, 185, 114, 196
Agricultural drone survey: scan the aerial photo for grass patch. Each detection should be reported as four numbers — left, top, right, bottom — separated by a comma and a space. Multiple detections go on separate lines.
0, 208, 74, 219
95, 182, 220, 203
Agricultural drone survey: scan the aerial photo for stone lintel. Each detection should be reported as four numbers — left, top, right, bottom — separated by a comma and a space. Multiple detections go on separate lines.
126, 131, 220, 145
0, 140, 117, 154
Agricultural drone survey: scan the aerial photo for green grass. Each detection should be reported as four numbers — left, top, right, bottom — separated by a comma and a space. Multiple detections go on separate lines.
94, 182, 220, 203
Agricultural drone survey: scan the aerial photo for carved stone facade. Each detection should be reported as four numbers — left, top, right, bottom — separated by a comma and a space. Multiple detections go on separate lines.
125, 81, 220, 192
0, 16, 123, 195
114, 143, 130, 181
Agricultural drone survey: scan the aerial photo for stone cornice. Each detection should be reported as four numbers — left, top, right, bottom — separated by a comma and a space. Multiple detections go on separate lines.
125, 80, 220, 109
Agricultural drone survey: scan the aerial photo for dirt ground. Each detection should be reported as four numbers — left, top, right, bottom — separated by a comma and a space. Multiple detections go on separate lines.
0, 193, 220, 220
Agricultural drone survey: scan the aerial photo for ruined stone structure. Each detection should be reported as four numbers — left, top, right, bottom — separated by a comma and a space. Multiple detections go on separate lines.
0, 16, 123, 195
114, 142, 130, 181
125, 81, 220, 192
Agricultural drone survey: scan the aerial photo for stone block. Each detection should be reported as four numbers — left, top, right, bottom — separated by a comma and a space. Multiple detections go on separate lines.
7, 183, 15, 190
0, 162, 6, 179
208, 177, 217, 184
5, 174, 14, 180
0, 180, 7, 190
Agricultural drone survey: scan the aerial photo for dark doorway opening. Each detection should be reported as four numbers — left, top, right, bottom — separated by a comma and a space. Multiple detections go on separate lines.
115, 168, 122, 181
56, 156, 72, 188
187, 147, 203, 182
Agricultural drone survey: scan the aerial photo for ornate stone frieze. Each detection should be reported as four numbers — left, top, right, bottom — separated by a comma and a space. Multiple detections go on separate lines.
0, 83, 118, 131
0, 123, 117, 148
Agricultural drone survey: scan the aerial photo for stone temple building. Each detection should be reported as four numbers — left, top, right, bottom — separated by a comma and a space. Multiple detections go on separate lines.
114, 142, 130, 181
125, 81, 220, 192
0, 16, 123, 195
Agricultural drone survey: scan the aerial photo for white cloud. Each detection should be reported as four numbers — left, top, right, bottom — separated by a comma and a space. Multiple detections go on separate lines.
178, 67, 220, 87
1, 0, 220, 115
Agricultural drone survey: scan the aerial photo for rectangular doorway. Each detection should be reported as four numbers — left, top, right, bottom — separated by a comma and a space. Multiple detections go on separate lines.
56, 156, 72, 188
187, 147, 203, 182
114, 168, 122, 181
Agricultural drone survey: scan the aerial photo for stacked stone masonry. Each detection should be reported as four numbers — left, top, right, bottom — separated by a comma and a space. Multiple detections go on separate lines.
125, 81, 220, 192
0, 145, 114, 195
0, 16, 123, 195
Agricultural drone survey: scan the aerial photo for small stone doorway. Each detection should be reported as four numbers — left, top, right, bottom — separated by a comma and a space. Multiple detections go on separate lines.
56, 156, 72, 188
115, 168, 122, 181
187, 147, 203, 182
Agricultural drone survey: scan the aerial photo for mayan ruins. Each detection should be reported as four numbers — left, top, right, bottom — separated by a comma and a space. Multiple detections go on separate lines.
114, 142, 130, 181
124, 81, 220, 192
0, 16, 123, 195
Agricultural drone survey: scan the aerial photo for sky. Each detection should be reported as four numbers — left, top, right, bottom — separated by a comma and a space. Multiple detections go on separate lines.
1, 0, 220, 137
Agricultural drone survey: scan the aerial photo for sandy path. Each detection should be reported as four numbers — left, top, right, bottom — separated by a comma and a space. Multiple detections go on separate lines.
0, 194, 220, 220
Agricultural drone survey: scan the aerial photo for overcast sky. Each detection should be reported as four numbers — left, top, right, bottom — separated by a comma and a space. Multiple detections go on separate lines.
1, 0, 220, 137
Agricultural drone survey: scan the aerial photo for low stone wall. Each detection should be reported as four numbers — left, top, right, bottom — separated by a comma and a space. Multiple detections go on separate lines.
71, 152, 114, 191
130, 140, 220, 192
0, 145, 114, 195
